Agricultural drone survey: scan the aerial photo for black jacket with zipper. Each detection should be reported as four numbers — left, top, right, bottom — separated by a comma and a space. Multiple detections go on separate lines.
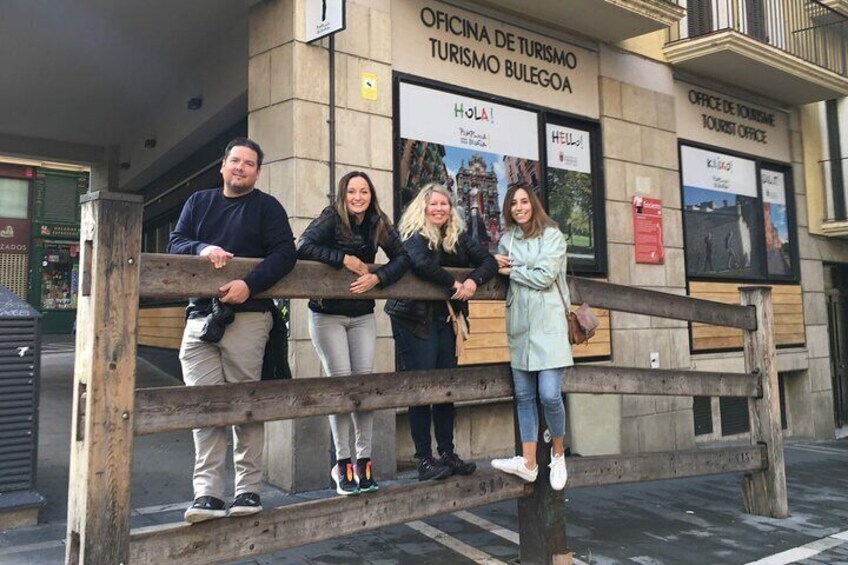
297, 206, 409, 317
385, 231, 497, 338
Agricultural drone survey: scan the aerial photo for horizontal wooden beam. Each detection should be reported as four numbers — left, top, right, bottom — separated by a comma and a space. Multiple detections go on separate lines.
567, 444, 766, 488
568, 277, 757, 330
138, 254, 755, 328
127, 445, 766, 564
128, 470, 531, 565
134, 365, 759, 435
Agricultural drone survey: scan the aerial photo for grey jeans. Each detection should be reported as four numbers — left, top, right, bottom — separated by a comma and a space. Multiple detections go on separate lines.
308, 311, 376, 460
179, 311, 272, 499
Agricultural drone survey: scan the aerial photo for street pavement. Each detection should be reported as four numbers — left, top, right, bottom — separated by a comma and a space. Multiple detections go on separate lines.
0, 339, 847, 564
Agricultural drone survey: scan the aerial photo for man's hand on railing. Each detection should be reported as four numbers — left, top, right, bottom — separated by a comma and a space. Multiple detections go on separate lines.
200, 245, 234, 269
219, 279, 250, 304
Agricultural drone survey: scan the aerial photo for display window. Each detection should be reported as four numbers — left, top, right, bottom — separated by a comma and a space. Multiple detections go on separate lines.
394, 75, 606, 274
680, 143, 798, 282
38, 244, 79, 310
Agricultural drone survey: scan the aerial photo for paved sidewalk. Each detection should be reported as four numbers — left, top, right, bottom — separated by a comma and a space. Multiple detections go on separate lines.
1, 340, 847, 564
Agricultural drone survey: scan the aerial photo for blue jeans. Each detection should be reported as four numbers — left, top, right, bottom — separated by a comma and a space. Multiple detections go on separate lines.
392, 317, 456, 459
512, 368, 566, 443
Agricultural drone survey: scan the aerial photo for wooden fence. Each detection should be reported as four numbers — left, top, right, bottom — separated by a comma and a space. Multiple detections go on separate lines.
65, 193, 787, 565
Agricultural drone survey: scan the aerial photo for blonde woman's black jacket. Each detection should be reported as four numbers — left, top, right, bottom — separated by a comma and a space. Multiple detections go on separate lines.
385, 231, 497, 338
297, 206, 409, 317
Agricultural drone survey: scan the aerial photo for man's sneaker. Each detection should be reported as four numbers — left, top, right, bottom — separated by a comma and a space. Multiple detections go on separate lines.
491, 456, 539, 483
184, 496, 226, 523
440, 452, 477, 476
417, 455, 452, 481
354, 458, 379, 493
228, 492, 262, 517
331, 459, 360, 495
549, 450, 568, 491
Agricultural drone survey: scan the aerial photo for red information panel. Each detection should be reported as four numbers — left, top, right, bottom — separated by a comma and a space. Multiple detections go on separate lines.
633, 196, 663, 264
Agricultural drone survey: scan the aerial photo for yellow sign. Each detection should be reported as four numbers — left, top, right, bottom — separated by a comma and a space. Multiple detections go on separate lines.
361, 72, 377, 101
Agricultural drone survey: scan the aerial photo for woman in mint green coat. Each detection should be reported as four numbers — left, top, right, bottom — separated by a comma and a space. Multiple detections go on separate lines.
490, 186, 573, 491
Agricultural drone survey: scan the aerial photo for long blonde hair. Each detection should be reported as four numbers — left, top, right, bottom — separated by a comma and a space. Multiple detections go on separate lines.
398, 183, 465, 253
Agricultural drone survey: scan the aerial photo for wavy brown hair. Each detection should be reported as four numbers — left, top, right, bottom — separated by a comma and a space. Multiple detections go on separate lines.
502, 185, 557, 239
335, 171, 392, 247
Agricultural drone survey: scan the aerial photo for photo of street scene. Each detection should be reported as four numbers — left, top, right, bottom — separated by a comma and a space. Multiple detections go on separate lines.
762, 169, 793, 277
681, 146, 762, 279
397, 138, 541, 250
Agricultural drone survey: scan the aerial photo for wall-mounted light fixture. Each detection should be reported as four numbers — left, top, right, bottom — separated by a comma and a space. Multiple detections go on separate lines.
187, 97, 203, 110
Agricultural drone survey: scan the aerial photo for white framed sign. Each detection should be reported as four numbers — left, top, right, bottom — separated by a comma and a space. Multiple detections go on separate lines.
305, 0, 345, 43
546, 124, 591, 174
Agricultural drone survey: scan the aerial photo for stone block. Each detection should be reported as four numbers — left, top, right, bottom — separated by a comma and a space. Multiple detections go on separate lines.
606, 200, 633, 244
599, 77, 622, 119
371, 409, 398, 476
469, 402, 515, 459
667, 328, 691, 368
265, 158, 295, 212
291, 337, 323, 378
630, 261, 666, 287
602, 118, 641, 163
673, 409, 695, 450
691, 353, 745, 374
289, 293, 312, 341
374, 304, 392, 337
665, 247, 686, 288
800, 259, 824, 292
250, 0, 294, 56
655, 396, 673, 413
621, 83, 657, 127
373, 336, 396, 373
269, 43, 294, 104
775, 350, 809, 372
249, 102, 294, 163
294, 158, 331, 218
663, 208, 684, 248
655, 92, 676, 132
355, 0, 391, 11
621, 394, 655, 418
370, 115, 393, 170
619, 417, 640, 453
249, 52, 271, 111
797, 230, 822, 260
294, 42, 329, 104
640, 128, 678, 170
639, 412, 677, 452
807, 356, 832, 393
335, 2, 371, 58
264, 414, 331, 492
795, 193, 808, 227
345, 57, 392, 116
811, 391, 836, 439
807, 324, 830, 359
672, 396, 692, 411
793, 165, 806, 195
790, 131, 804, 164
292, 100, 329, 161
611, 311, 651, 330
0, 505, 39, 530
336, 108, 371, 167
660, 169, 681, 209
370, 7, 392, 63
569, 394, 622, 456
607, 243, 631, 285
604, 159, 627, 202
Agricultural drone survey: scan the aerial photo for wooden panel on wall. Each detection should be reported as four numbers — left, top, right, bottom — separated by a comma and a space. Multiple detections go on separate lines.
138, 306, 185, 349
689, 282, 805, 352
459, 300, 611, 365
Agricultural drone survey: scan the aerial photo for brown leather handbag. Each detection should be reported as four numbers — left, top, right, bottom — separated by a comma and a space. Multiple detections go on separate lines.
555, 280, 599, 346
446, 301, 470, 358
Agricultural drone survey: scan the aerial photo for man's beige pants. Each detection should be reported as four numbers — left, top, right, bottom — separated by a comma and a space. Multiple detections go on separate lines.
179, 311, 272, 500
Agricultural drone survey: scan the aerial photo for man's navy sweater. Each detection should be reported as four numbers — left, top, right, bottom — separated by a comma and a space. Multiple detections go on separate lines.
168, 187, 297, 314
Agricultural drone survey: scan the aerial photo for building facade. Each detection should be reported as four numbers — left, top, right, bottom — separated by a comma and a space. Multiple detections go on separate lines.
1, 0, 847, 492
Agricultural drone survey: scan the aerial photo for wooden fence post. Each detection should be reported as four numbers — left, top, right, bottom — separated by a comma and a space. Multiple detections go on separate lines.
66, 192, 143, 564
516, 400, 571, 565
739, 286, 788, 518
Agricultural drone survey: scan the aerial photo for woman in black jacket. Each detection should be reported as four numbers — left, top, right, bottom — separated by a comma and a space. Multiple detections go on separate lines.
297, 171, 409, 496
385, 183, 497, 481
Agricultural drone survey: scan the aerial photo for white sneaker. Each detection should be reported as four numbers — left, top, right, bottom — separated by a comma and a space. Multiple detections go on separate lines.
549, 451, 567, 491
491, 456, 538, 482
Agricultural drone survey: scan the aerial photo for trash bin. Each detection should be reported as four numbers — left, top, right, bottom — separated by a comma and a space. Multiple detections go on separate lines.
0, 284, 44, 529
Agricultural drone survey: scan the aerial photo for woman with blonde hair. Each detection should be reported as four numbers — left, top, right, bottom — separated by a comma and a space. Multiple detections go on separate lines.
490, 185, 572, 491
298, 171, 409, 496
385, 183, 497, 481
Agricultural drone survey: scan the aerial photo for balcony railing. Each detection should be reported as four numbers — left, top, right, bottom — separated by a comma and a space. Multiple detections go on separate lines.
669, 0, 848, 75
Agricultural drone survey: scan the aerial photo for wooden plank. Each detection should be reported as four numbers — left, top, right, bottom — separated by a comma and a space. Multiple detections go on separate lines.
66, 192, 142, 565
137, 336, 182, 350
138, 306, 185, 318
139, 255, 752, 327
740, 287, 788, 519
459, 348, 510, 364
567, 444, 766, 488
128, 470, 531, 565
137, 317, 187, 329
134, 365, 758, 435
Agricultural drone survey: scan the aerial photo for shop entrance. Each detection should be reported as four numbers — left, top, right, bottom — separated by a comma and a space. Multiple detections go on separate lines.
826, 264, 848, 428
30, 240, 79, 334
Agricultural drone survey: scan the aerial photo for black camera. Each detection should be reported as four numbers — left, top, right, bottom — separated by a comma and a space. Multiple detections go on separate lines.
199, 299, 235, 343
